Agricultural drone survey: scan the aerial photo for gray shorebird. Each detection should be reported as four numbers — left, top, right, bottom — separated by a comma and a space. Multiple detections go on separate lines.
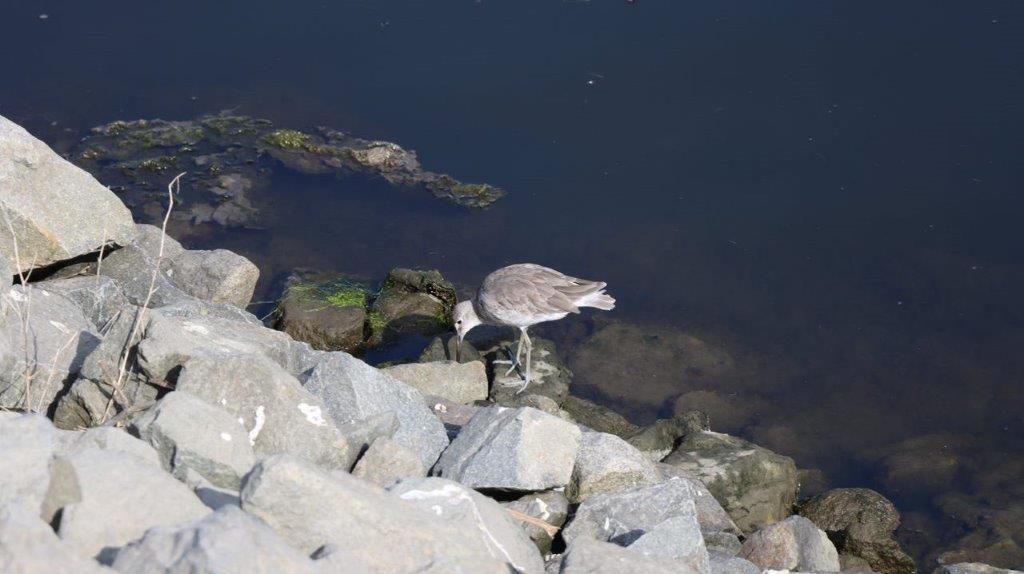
453, 264, 615, 393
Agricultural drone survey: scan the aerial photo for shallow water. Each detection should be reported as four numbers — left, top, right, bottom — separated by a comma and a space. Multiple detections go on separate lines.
4, 0, 1024, 566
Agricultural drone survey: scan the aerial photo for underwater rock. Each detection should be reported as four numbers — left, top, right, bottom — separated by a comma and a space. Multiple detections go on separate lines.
70, 115, 505, 231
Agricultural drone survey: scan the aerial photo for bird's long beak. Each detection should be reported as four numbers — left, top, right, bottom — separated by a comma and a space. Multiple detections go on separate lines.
456, 335, 463, 362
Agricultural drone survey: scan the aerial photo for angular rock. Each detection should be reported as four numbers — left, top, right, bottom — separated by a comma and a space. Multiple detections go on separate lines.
35, 276, 127, 331
111, 506, 319, 574
167, 248, 259, 309
561, 537, 700, 574
502, 490, 570, 554
709, 552, 760, 574
0, 413, 57, 514
352, 437, 426, 487
737, 515, 841, 572
627, 514, 710, 571
239, 455, 521, 571
273, 276, 369, 352
389, 477, 545, 573
0, 285, 101, 413
655, 463, 741, 537
434, 406, 581, 491
489, 337, 573, 406
0, 504, 111, 574
368, 268, 456, 344
132, 391, 256, 489
566, 431, 660, 503
627, 410, 709, 461
562, 477, 703, 547
302, 352, 449, 468
425, 396, 483, 439
800, 488, 915, 574
383, 360, 488, 404
0, 114, 135, 274
560, 394, 640, 438
176, 354, 355, 470
663, 430, 798, 533
54, 426, 161, 468
55, 448, 209, 562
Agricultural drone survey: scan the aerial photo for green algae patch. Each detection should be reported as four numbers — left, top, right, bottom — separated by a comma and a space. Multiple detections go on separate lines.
263, 129, 314, 150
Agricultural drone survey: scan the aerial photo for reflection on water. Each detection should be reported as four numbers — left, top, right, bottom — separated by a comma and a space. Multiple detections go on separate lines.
3, 0, 1024, 566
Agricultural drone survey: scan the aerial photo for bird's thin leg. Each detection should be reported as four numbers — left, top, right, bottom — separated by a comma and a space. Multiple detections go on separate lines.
516, 330, 532, 394
494, 329, 525, 375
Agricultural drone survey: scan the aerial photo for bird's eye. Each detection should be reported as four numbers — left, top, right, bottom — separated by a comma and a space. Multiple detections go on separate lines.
456, 320, 462, 325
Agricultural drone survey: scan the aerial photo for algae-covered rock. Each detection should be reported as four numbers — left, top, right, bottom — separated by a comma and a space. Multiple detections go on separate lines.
368, 268, 456, 344
273, 274, 371, 352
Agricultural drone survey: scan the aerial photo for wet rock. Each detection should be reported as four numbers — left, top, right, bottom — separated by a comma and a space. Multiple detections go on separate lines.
663, 430, 798, 533
419, 333, 482, 364
565, 431, 660, 503
0, 414, 57, 514
933, 564, 1023, 574
0, 114, 135, 274
501, 490, 570, 554
35, 276, 127, 331
302, 352, 449, 468
434, 406, 581, 491
368, 268, 456, 344
132, 391, 255, 489
0, 504, 112, 574
383, 360, 488, 404
799, 488, 915, 574
111, 506, 319, 574
738, 515, 841, 572
560, 394, 640, 437
562, 477, 704, 548
655, 464, 741, 537
273, 275, 370, 352
709, 552, 760, 574
389, 477, 545, 573
627, 514, 710, 570
569, 321, 738, 413
167, 248, 259, 309
176, 354, 355, 470
239, 455, 517, 571
627, 410, 710, 461
489, 337, 573, 405
0, 285, 101, 413
352, 437, 426, 487
560, 536, 698, 574
55, 448, 209, 562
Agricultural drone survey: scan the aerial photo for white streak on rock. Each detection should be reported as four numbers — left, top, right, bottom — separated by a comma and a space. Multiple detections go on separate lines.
248, 405, 266, 445
297, 403, 326, 426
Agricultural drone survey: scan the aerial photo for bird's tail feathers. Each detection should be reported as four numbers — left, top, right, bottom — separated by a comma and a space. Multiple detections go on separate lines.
580, 290, 615, 311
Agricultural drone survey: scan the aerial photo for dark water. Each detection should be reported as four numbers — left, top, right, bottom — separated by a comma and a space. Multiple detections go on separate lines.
4, 0, 1024, 566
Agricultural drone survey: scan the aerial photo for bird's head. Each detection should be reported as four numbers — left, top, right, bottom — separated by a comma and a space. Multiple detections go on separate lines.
452, 300, 481, 361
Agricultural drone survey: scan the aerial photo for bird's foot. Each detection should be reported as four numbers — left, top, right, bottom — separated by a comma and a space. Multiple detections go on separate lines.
514, 376, 531, 395
492, 347, 521, 375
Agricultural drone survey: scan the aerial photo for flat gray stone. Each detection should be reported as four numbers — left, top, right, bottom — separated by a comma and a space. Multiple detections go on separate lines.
389, 477, 545, 573
176, 354, 355, 471
302, 352, 449, 468
55, 426, 161, 468
383, 360, 487, 404
0, 503, 112, 574
627, 514, 709, 572
738, 515, 841, 572
434, 406, 581, 491
656, 463, 741, 536
35, 276, 127, 331
111, 506, 319, 574
167, 248, 259, 309
566, 431, 659, 503
132, 391, 255, 489
0, 114, 135, 274
55, 448, 210, 562
560, 537, 701, 574
352, 437, 426, 487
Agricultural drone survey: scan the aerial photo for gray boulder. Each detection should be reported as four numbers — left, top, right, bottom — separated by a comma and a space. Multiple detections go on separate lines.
0, 413, 57, 514
383, 360, 488, 404
55, 426, 161, 468
352, 437, 426, 487
502, 490, 570, 554
0, 285, 100, 413
0, 114, 135, 275
111, 506, 319, 574
737, 515, 841, 572
566, 431, 660, 503
272, 275, 369, 353
489, 337, 573, 406
560, 537, 701, 574
562, 477, 706, 548
655, 463, 741, 537
302, 352, 449, 468
627, 410, 709, 461
389, 477, 545, 573
663, 430, 798, 533
0, 503, 112, 574
132, 391, 256, 489
560, 395, 640, 438
799, 488, 915, 574
434, 406, 581, 491
167, 248, 259, 309
627, 514, 710, 571
176, 354, 355, 470
367, 268, 455, 345
709, 552, 760, 574
35, 276, 127, 331
54, 448, 210, 562
239, 455, 519, 571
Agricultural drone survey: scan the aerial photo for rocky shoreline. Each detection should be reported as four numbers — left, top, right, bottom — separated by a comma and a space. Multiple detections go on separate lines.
1, 113, 1018, 573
